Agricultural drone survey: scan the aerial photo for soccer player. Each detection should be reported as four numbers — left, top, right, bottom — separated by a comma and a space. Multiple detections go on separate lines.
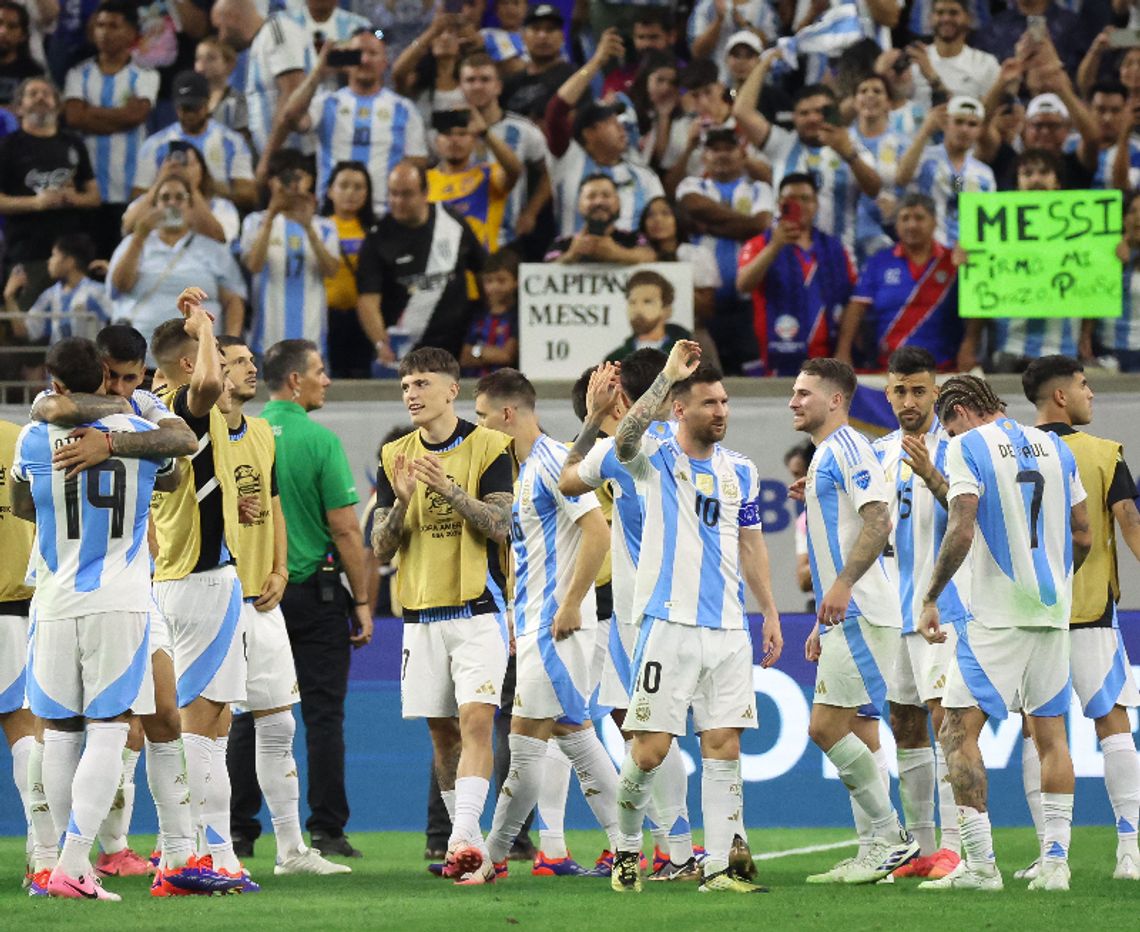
150, 298, 257, 891
217, 336, 351, 877
10, 337, 178, 899
1021, 356, 1140, 881
872, 347, 968, 880
456, 369, 619, 884
790, 357, 918, 885
371, 348, 513, 879
609, 340, 783, 894
560, 351, 706, 882
917, 375, 1090, 892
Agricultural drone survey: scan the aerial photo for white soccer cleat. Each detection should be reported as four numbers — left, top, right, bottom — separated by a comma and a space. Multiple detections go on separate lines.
805, 857, 856, 884
1013, 857, 1040, 880
918, 860, 1003, 892
843, 833, 921, 885
1027, 859, 1070, 892
274, 846, 353, 876
1114, 853, 1140, 880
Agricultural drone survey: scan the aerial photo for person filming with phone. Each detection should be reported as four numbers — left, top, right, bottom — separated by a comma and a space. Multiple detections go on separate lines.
543, 174, 657, 265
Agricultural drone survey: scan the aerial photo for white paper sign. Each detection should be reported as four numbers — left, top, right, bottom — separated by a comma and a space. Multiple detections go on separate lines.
518, 262, 694, 379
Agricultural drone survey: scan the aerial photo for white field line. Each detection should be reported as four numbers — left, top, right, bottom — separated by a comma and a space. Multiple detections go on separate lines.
752, 838, 859, 861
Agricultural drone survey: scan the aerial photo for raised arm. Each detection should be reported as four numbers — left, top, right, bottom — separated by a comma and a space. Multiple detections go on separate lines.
614, 339, 700, 462
732, 51, 776, 149
31, 392, 131, 425
560, 362, 620, 496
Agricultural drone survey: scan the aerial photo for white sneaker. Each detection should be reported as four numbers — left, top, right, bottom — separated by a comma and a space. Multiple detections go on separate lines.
806, 857, 856, 884
1014, 857, 1040, 880
275, 846, 353, 876
1027, 859, 1069, 891
844, 833, 921, 885
1114, 853, 1140, 880
918, 860, 1003, 891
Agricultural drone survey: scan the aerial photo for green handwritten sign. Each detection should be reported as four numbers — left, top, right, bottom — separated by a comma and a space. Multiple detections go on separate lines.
957, 190, 1122, 318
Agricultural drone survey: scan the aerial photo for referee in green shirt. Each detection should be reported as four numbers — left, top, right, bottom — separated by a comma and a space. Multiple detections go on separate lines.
230, 339, 373, 860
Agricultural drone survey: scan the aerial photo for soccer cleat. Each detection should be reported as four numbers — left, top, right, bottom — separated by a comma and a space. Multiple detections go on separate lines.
586, 850, 613, 878
1027, 859, 1070, 891
729, 834, 758, 880
648, 857, 703, 882
610, 851, 642, 893
925, 848, 962, 879
218, 867, 261, 894
699, 867, 769, 893
96, 847, 154, 877
444, 843, 485, 880
532, 851, 589, 876
843, 833, 920, 884
275, 846, 353, 875
27, 868, 51, 897
148, 850, 161, 870
159, 856, 245, 895
918, 860, 1003, 891
424, 846, 446, 861
46, 868, 122, 901
652, 846, 669, 874
427, 861, 446, 878
891, 852, 935, 878
311, 833, 363, 859
806, 856, 856, 884
1014, 857, 1040, 880
1114, 853, 1140, 880
454, 858, 506, 886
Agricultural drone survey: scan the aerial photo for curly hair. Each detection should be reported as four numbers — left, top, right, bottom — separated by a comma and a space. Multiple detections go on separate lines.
935, 374, 1006, 422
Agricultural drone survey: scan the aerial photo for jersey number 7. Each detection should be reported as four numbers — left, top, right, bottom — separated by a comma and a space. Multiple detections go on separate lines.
1015, 469, 1044, 550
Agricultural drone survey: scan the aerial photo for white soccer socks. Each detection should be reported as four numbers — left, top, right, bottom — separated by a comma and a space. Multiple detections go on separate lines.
451, 775, 491, 851
254, 711, 305, 859
897, 746, 937, 856
203, 736, 241, 871
42, 729, 83, 840
10, 734, 33, 858
1041, 792, 1073, 863
1101, 732, 1140, 859
145, 737, 194, 869
536, 742, 572, 858
182, 733, 213, 856
485, 734, 547, 863
1022, 738, 1045, 856
649, 741, 694, 864
701, 759, 744, 876
934, 744, 961, 853
958, 806, 996, 871
97, 747, 140, 855
616, 756, 659, 853
26, 737, 57, 871
555, 729, 621, 851
826, 734, 902, 841
58, 722, 130, 877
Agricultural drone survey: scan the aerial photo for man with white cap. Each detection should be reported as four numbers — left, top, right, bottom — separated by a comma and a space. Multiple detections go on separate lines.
688, 0, 780, 84
896, 95, 995, 246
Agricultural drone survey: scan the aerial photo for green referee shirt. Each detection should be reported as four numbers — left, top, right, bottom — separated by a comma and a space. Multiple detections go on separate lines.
261, 399, 359, 583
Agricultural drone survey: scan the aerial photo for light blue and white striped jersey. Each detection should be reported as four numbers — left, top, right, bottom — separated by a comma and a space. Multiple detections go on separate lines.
945, 418, 1086, 629
25, 277, 111, 344
549, 144, 665, 238
240, 211, 339, 357
804, 424, 902, 627
578, 421, 675, 627
309, 85, 427, 215
1100, 255, 1140, 352
134, 119, 255, 192
675, 174, 774, 298
512, 434, 601, 637
11, 414, 166, 619
887, 101, 928, 139
688, 0, 782, 83
289, 4, 370, 44
991, 317, 1079, 360
481, 27, 525, 62
910, 144, 996, 245
62, 58, 160, 203
759, 124, 874, 252
853, 127, 909, 260
873, 419, 970, 633
246, 12, 313, 155
625, 434, 762, 629
489, 113, 548, 247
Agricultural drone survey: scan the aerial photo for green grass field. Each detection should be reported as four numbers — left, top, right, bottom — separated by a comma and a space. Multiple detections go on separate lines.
0, 828, 1131, 931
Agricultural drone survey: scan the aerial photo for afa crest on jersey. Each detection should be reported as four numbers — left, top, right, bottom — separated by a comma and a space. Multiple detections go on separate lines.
853, 469, 871, 490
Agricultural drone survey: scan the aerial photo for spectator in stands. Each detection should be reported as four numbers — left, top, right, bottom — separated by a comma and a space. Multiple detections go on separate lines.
911, 0, 1000, 105
735, 55, 882, 255
1099, 193, 1140, 371
194, 35, 248, 139
322, 160, 375, 379
896, 95, 995, 245
241, 150, 340, 358
0, 76, 99, 305
392, 8, 478, 123
211, 0, 312, 158
850, 73, 909, 263
976, 0, 1088, 77
3, 232, 109, 344
545, 30, 664, 239
639, 195, 720, 329
134, 70, 257, 212
688, 0, 780, 83
601, 8, 676, 97
363, 0, 436, 65
460, 248, 519, 377
1086, 81, 1140, 190
631, 51, 687, 174
458, 51, 551, 254
62, 1, 158, 258
478, 0, 527, 75
664, 58, 734, 189
355, 160, 486, 364
427, 107, 521, 253
605, 268, 693, 363
122, 141, 240, 245
500, 4, 574, 121
289, 0, 370, 50
723, 29, 761, 94
836, 192, 961, 371
273, 30, 427, 217
107, 173, 245, 362
0, 1, 44, 108
543, 173, 656, 264
736, 172, 856, 376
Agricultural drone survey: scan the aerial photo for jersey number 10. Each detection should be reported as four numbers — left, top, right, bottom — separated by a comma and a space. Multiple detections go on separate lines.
64, 461, 127, 540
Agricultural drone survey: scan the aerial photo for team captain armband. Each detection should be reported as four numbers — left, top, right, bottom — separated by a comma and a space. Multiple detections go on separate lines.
739, 497, 762, 528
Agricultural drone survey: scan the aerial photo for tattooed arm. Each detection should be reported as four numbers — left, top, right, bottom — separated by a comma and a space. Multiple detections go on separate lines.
111, 422, 197, 458
1112, 496, 1140, 563
560, 420, 605, 496
614, 340, 701, 463
818, 500, 892, 625
924, 493, 977, 603
31, 392, 131, 425
444, 489, 514, 544
371, 501, 409, 564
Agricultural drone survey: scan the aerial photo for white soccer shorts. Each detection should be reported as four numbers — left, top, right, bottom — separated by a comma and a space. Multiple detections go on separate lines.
0, 613, 29, 714
595, 614, 638, 711
514, 624, 597, 724
814, 617, 898, 711
238, 602, 299, 712
1071, 625, 1140, 720
400, 613, 509, 719
155, 565, 247, 708
625, 619, 757, 736
27, 612, 155, 719
148, 604, 173, 659
888, 628, 958, 707
943, 623, 1071, 720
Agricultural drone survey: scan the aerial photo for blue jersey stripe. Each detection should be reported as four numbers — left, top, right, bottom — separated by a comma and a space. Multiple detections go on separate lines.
960, 431, 1014, 579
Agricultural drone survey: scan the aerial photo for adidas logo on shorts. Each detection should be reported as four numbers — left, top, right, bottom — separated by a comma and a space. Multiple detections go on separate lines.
815, 681, 828, 695
475, 681, 496, 695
